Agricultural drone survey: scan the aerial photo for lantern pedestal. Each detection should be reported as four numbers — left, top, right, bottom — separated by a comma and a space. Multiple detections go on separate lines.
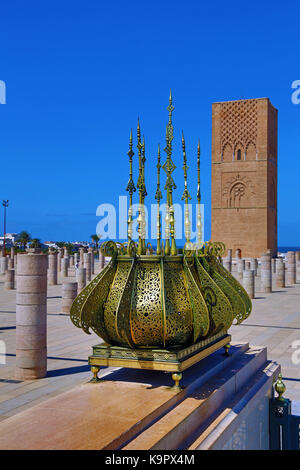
88, 332, 231, 390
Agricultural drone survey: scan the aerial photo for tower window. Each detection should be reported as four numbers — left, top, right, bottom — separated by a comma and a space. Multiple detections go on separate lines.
237, 149, 241, 160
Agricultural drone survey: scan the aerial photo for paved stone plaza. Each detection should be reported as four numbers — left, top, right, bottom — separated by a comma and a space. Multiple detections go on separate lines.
0, 259, 300, 424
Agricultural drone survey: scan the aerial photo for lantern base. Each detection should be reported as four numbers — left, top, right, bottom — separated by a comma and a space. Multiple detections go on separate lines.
88, 332, 231, 390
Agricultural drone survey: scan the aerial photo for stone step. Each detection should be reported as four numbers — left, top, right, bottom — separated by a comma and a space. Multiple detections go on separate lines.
189, 360, 279, 450
123, 345, 268, 450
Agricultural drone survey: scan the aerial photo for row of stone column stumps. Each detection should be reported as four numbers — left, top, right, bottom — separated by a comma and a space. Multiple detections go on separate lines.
222, 249, 300, 300
7, 246, 108, 380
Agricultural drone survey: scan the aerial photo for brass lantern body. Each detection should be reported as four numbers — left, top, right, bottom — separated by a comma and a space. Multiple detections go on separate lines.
70, 241, 251, 349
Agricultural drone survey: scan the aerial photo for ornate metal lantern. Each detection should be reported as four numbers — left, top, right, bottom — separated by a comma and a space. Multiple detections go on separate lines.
70, 92, 252, 389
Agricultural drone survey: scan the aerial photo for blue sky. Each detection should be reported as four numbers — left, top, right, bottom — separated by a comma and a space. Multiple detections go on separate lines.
0, 0, 299, 245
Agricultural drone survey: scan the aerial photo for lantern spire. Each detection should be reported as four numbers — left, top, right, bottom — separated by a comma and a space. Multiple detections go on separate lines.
181, 131, 192, 245
126, 129, 136, 248
162, 89, 177, 256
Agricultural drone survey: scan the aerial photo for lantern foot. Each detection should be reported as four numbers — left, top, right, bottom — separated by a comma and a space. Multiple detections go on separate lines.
90, 366, 101, 383
171, 372, 183, 391
224, 343, 231, 356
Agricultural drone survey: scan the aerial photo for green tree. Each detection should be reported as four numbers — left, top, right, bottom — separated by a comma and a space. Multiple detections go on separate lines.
91, 234, 101, 250
30, 238, 41, 248
18, 231, 31, 251
56, 241, 65, 248
64, 242, 74, 254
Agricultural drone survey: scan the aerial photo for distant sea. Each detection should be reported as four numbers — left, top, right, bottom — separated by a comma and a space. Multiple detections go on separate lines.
278, 246, 300, 253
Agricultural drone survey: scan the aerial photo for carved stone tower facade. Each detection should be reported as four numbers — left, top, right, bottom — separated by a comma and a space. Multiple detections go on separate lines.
211, 98, 277, 258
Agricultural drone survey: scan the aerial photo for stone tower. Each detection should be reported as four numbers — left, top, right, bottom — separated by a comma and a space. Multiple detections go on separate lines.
211, 98, 277, 258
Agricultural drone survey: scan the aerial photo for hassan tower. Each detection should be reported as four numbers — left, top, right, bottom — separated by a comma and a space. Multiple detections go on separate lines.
211, 98, 278, 258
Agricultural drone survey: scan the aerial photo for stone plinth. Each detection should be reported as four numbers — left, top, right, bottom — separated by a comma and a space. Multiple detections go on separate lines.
0, 343, 279, 450
15, 253, 48, 380
62, 282, 77, 314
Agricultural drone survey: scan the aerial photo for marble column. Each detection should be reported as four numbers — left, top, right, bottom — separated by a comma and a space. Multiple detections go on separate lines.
62, 282, 78, 314
84, 252, 92, 282
0, 256, 8, 274
15, 253, 48, 380
5, 269, 15, 289
57, 249, 62, 272
243, 269, 255, 299
48, 251, 58, 285
88, 248, 94, 275
261, 253, 272, 293
76, 267, 86, 292
287, 251, 296, 285
61, 257, 68, 278
10, 246, 15, 259
99, 249, 105, 270
245, 261, 251, 270
296, 253, 300, 283
8, 258, 14, 270
69, 255, 74, 267
275, 258, 285, 288
224, 250, 232, 272
250, 258, 257, 276
79, 248, 85, 268
223, 258, 231, 272
237, 259, 245, 280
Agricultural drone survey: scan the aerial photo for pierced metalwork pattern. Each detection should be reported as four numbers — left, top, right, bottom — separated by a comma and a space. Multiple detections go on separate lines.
70, 259, 114, 331
130, 261, 163, 347
213, 261, 252, 322
194, 256, 233, 335
82, 261, 117, 342
164, 261, 193, 347
103, 261, 131, 344
183, 260, 210, 342
206, 258, 247, 324
116, 258, 137, 348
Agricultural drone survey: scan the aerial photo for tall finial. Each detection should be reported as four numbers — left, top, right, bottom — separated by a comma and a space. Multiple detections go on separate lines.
155, 144, 162, 255
162, 90, 177, 256
196, 139, 203, 248
197, 140, 201, 204
126, 129, 136, 247
181, 131, 192, 245
136, 119, 146, 255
